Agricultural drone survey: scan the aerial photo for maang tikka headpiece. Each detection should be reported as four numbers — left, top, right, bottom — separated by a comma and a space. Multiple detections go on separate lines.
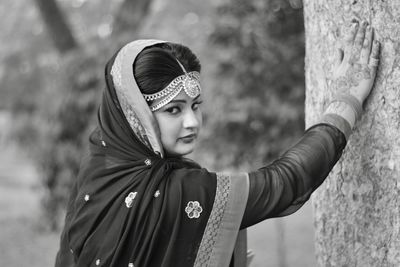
142, 59, 201, 111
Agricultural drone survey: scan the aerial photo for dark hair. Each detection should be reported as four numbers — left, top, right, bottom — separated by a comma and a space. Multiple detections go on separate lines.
133, 42, 201, 95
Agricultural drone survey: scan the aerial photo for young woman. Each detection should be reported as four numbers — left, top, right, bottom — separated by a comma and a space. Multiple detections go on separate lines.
55, 20, 380, 267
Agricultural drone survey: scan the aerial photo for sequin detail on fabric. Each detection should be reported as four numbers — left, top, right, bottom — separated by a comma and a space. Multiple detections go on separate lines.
110, 48, 152, 149
125, 192, 137, 208
193, 173, 231, 267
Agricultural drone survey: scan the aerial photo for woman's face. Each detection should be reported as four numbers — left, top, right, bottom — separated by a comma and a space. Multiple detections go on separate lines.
153, 90, 203, 157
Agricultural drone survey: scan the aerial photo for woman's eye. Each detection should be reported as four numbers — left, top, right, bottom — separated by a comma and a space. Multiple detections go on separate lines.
192, 101, 203, 110
165, 106, 181, 114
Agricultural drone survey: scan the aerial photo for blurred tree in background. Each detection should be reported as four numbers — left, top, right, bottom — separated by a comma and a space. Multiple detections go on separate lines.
34, 0, 79, 53
200, 0, 305, 172
199, 1, 305, 265
3, 0, 155, 230
1, 0, 305, 232
36, 0, 155, 230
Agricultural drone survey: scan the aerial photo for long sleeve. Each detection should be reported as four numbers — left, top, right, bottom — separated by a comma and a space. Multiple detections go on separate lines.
241, 123, 347, 228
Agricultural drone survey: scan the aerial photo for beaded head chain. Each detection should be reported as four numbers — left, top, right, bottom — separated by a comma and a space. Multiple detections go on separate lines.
142, 59, 201, 111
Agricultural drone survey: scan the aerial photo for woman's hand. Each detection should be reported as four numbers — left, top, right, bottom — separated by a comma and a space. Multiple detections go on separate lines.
332, 20, 380, 104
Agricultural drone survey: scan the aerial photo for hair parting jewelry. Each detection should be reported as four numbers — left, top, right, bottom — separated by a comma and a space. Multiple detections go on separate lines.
142, 71, 201, 111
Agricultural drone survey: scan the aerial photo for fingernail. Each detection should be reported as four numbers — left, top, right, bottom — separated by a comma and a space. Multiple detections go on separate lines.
366, 26, 371, 31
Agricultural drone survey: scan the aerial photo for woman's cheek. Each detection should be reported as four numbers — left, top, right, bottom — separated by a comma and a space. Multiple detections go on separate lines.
166, 118, 181, 144
195, 110, 203, 133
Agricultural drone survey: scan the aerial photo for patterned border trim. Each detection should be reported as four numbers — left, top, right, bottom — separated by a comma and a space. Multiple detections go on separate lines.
116, 90, 152, 148
321, 113, 352, 141
208, 173, 249, 267
194, 174, 231, 266
111, 47, 152, 150
109, 39, 165, 157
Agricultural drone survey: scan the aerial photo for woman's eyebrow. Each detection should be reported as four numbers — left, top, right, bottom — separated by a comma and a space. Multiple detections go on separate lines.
169, 95, 201, 104
169, 99, 186, 104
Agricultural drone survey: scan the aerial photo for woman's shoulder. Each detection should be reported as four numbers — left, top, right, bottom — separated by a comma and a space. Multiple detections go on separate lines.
169, 167, 217, 185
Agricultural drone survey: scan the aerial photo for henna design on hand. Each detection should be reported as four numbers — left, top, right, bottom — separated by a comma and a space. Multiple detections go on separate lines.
333, 62, 373, 97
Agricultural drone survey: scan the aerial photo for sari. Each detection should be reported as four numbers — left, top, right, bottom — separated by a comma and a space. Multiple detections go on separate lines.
55, 40, 349, 267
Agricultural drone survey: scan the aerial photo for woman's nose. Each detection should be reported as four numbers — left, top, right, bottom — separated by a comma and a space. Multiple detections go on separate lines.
182, 110, 199, 129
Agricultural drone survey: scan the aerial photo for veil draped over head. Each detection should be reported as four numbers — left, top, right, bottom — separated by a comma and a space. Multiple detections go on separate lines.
55, 40, 249, 267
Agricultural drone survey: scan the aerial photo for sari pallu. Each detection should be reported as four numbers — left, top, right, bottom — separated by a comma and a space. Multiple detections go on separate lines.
55, 40, 250, 267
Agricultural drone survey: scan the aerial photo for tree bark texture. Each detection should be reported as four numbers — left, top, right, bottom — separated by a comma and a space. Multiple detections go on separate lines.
33, 0, 79, 53
304, 1, 400, 266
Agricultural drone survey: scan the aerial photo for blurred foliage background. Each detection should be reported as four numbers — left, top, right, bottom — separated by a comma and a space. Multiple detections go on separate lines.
0, 0, 315, 266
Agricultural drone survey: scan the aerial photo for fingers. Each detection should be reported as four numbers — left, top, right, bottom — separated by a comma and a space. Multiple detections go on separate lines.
335, 48, 344, 67
369, 40, 380, 73
349, 20, 368, 63
370, 40, 380, 60
343, 22, 359, 63
360, 26, 373, 64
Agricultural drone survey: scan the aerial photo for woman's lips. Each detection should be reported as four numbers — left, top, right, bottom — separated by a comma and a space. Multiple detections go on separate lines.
179, 134, 197, 143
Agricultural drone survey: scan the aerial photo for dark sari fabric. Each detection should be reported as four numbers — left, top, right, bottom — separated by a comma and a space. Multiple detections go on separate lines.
56, 48, 207, 266
55, 40, 348, 267
55, 40, 249, 267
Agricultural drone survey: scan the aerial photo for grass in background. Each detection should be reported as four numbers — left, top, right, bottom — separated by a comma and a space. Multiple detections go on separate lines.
0, 143, 59, 267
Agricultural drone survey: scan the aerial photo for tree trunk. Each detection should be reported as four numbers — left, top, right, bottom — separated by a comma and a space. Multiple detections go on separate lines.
112, 0, 154, 36
304, 1, 400, 266
33, 0, 79, 53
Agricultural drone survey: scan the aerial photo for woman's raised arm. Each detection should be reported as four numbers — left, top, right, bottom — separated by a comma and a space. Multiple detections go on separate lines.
241, 20, 380, 228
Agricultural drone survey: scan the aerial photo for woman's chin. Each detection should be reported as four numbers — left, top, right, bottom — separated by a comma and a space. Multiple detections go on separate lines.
176, 146, 195, 156
166, 143, 196, 157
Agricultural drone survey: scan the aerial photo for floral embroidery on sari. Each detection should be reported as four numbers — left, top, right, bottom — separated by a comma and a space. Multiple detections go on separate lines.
185, 201, 203, 219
